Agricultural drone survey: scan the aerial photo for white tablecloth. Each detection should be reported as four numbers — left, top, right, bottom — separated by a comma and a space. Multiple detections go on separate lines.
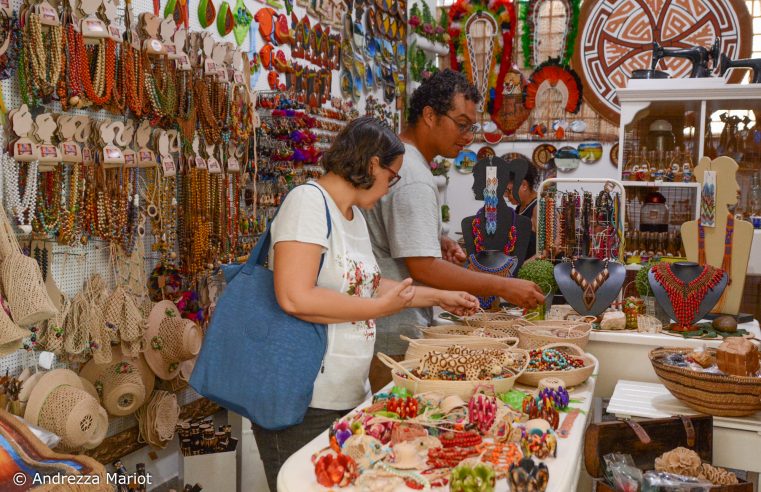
277, 373, 598, 492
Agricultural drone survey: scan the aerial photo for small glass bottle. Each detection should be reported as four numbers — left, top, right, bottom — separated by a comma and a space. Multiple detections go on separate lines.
750, 172, 761, 228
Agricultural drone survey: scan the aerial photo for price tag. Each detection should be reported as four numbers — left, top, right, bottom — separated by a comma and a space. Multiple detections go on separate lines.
108, 25, 123, 42
217, 69, 230, 82
124, 151, 136, 167
204, 59, 218, 75
233, 72, 244, 84
14, 142, 34, 157
62, 143, 79, 157
207, 156, 222, 174
227, 156, 240, 173
176, 54, 191, 71
0, 0, 11, 10
195, 155, 207, 169
161, 155, 176, 177
39, 3, 58, 24
82, 147, 93, 164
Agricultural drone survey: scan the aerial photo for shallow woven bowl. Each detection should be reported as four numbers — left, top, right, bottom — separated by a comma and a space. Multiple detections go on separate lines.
378, 349, 529, 400
516, 343, 597, 388
649, 347, 761, 417
402, 335, 518, 361
517, 321, 593, 350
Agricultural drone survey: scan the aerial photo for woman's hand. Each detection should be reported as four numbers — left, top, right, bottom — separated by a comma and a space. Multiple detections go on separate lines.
437, 291, 480, 317
377, 277, 416, 316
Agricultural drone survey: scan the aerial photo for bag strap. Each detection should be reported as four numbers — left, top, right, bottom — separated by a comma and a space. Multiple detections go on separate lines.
245, 182, 332, 274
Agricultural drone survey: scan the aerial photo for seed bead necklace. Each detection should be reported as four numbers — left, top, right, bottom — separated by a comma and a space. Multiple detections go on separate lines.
652, 262, 725, 329
472, 207, 517, 254
4, 158, 39, 232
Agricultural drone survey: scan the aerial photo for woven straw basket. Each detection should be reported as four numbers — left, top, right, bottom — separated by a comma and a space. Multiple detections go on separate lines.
649, 347, 761, 417
517, 321, 593, 350
458, 311, 527, 339
401, 335, 518, 361
0, 205, 57, 327
422, 324, 520, 340
377, 349, 529, 400
516, 342, 598, 388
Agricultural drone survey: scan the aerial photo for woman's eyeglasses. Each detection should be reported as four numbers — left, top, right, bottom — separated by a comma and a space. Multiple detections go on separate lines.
385, 167, 401, 187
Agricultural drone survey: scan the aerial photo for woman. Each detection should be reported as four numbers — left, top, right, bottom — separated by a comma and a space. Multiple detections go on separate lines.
253, 117, 479, 491
506, 164, 539, 255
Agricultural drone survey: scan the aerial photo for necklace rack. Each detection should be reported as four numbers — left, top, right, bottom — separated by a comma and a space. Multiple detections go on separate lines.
570, 258, 609, 310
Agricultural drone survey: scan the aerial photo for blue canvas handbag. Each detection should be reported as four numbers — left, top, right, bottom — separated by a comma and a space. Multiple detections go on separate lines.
190, 183, 331, 430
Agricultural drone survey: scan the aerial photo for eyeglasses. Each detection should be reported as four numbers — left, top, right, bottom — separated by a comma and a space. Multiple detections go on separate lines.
385, 167, 402, 187
441, 113, 478, 135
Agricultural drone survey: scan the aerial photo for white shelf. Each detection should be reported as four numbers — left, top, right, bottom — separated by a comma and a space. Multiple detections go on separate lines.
621, 181, 700, 188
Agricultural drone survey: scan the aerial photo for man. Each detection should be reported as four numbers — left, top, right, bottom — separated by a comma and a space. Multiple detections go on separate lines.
364, 69, 545, 389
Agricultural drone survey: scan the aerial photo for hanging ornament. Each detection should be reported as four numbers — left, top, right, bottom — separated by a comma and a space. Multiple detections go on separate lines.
523, 58, 583, 114
462, 13, 498, 113
522, 0, 580, 68
217, 2, 235, 36
198, 0, 217, 28
255, 7, 277, 43
164, 0, 189, 28
232, 0, 252, 46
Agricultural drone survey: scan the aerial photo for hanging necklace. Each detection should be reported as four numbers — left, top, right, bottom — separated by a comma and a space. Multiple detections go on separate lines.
3, 156, 39, 233
467, 253, 518, 310
472, 207, 517, 254
570, 258, 609, 310
484, 167, 498, 235
652, 263, 726, 329
698, 212, 734, 313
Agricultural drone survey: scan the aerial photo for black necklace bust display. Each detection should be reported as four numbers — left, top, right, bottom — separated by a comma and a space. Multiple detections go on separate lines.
554, 257, 626, 316
648, 261, 728, 328
462, 157, 532, 269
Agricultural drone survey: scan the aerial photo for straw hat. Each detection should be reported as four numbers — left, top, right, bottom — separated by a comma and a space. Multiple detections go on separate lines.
136, 390, 180, 449
0, 304, 31, 356
144, 301, 202, 380
24, 369, 109, 450
80, 345, 156, 416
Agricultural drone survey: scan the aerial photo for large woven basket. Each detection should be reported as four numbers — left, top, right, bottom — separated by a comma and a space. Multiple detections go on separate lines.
517, 321, 593, 350
455, 312, 528, 339
649, 347, 761, 417
377, 349, 529, 400
402, 335, 518, 361
517, 342, 597, 388
422, 324, 520, 340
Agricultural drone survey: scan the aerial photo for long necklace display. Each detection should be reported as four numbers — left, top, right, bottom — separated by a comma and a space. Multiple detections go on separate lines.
33, 165, 64, 235
484, 174, 498, 235
24, 13, 63, 100
570, 258, 609, 310
467, 253, 518, 310
698, 212, 734, 313
3, 158, 39, 232
75, 34, 115, 106
651, 262, 726, 329
472, 207, 517, 254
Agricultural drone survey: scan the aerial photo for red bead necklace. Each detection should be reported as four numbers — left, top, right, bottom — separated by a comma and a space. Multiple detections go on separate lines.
472, 208, 517, 254
651, 263, 725, 329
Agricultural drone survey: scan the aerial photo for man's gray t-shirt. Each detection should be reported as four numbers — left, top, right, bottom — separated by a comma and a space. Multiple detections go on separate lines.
363, 143, 442, 355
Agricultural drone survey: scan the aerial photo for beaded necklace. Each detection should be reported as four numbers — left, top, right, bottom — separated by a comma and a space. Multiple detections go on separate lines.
466, 252, 518, 310
484, 172, 498, 235
698, 212, 734, 313
570, 258, 609, 310
25, 13, 63, 100
76, 34, 115, 106
3, 157, 38, 232
472, 207, 517, 254
33, 164, 64, 235
651, 262, 725, 329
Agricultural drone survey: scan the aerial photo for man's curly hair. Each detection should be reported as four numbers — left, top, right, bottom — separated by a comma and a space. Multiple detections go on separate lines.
407, 69, 482, 125
321, 116, 405, 189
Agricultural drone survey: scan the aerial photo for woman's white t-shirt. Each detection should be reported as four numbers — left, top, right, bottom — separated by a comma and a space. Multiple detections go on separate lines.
268, 182, 380, 410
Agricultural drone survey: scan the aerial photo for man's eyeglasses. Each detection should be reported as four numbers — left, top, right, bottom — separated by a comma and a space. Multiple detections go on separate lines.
441, 113, 478, 135
385, 167, 402, 187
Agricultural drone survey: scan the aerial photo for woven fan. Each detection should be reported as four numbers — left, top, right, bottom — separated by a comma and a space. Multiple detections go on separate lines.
462, 12, 498, 113
523, 58, 582, 114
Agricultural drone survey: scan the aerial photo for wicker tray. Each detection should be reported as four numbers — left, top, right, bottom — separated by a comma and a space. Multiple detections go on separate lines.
649, 347, 761, 417
422, 324, 520, 340
402, 335, 518, 361
517, 343, 597, 388
377, 349, 530, 400
517, 321, 593, 350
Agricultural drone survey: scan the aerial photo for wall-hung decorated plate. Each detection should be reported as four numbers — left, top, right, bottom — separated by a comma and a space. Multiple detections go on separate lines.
555, 146, 580, 172
340, 70, 353, 99
396, 43, 406, 66
375, 64, 383, 87
610, 143, 620, 168
500, 152, 531, 164
578, 142, 603, 163
352, 67, 362, 100
342, 39, 354, 70
532, 144, 557, 170
454, 150, 477, 174
477, 146, 496, 160
482, 121, 502, 145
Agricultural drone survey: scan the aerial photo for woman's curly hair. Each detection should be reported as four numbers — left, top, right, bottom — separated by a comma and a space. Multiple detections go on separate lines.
321, 116, 405, 189
407, 69, 482, 125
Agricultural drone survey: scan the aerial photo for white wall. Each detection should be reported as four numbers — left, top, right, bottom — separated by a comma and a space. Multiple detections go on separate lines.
446, 141, 618, 236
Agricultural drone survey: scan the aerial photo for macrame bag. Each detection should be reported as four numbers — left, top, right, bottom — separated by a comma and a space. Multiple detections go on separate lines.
0, 203, 58, 327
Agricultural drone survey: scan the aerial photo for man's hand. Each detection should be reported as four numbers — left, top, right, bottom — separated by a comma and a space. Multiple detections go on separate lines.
441, 235, 467, 264
498, 278, 546, 309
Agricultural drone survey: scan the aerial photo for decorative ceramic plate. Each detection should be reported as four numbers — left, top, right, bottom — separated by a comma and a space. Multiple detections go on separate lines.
340, 70, 352, 99
500, 152, 531, 164
554, 146, 580, 172
477, 146, 496, 160
578, 142, 603, 163
610, 143, 620, 168
532, 144, 557, 170
454, 150, 477, 174
573, 0, 752, 123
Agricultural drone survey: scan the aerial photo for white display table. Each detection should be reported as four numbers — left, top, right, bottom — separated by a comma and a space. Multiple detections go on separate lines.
750, 230, 761, 275
277, 374, 598, 492
607, 380, 761, 477
586, 320, 761, 397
